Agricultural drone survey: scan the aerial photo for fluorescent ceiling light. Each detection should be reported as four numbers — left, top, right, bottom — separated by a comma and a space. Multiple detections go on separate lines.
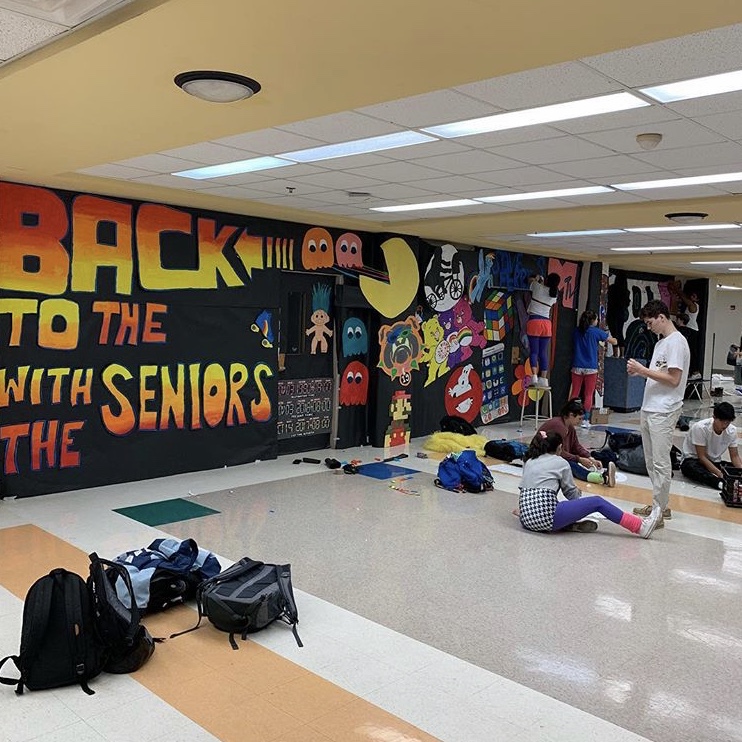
640, 69, 742, 103
280, 131, 436, 162
625, 224, 740, 233
527, 229, 624, 238
173, 156, 292, 180
476, 186, 613, 203
421, 92, 648, 138
700, 244, 742, 249
729, 267, 742, 271
613, 172, 742, 190
690, 260, 742, 265
718, 284, 742, 290
370, 199, 480, 213
610, 246, 699, 252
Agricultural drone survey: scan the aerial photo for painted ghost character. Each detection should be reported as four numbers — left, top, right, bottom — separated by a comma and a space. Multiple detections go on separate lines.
335, 232, 363, 269
302, 227, 334, 270
342, 318, 368, 357
339, 361, 368, 406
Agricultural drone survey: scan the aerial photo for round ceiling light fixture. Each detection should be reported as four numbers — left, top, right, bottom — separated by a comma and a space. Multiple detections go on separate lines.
665, 211, 709, 224
636, 132, 663, 150
174, 70, 261, 103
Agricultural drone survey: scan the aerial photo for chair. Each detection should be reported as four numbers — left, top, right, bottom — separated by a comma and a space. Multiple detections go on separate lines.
519, 386, 553, 430
685, 378, 711, 401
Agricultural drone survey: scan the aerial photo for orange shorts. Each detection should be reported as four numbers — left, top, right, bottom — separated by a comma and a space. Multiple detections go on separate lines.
526, 318, 553, 337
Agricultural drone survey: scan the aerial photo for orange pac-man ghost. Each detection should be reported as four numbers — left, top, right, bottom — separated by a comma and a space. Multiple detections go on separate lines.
335, 232, 363, 269
339, 361, 368, 406
302, 227, 334, 270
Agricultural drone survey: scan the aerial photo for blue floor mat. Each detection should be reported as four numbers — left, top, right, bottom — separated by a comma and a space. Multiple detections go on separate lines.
356, 462, 420, 480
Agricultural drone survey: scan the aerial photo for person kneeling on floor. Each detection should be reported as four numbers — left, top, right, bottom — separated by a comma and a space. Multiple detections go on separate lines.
516, 430, 661, 537
680, 402, 741, 490
538, 398, 617, 487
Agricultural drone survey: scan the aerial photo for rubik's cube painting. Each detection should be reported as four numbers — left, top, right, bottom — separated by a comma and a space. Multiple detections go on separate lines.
483, 291, 514, 342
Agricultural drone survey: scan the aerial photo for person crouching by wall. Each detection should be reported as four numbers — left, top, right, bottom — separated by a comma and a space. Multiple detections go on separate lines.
680, 402, 741, 490
517, 430, 661, 537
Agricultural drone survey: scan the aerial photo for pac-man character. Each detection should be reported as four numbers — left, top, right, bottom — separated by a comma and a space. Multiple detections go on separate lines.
302, 227, 334, 270
339, 361, 368, 406
335, 232, 363, 269
377, 316, 423, 387
251, 309, 274, 348
342, 318, 368, 357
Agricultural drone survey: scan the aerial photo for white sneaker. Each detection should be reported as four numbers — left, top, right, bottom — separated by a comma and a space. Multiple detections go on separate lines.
639, 503, 662, 539
581, 419, 591, 429
536, 377, 550, 388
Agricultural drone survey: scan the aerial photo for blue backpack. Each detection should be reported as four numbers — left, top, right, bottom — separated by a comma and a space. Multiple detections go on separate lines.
435, 450, 494, 493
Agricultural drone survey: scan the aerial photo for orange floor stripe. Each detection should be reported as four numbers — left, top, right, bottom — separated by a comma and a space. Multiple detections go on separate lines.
0, 524, 440, 742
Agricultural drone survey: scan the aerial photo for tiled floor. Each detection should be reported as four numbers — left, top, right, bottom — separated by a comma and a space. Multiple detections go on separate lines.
2, 389, 742, 741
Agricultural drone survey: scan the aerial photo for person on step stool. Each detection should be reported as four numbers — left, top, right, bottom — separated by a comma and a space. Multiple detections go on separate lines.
680, 402, 741, 489
516, 430, 661, 537
526, 273, 560, 388
538, 398, 617, 488
627, 300, 690, 528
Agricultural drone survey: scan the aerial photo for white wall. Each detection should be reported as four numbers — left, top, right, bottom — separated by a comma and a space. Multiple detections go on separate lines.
708, 287, 742, 371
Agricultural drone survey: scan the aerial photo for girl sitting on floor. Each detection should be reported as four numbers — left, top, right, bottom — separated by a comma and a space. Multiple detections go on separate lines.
516, 430, 661, 537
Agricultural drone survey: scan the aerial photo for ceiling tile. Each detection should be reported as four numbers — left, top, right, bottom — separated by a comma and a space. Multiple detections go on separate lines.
460, 125, 566, 150
491, 137, 614, 165
247, 194, 332, 210
310, 153, 392, 170
275, 111, 402, 143
199, 185, 277, 199
356, 89, 498, 128
359, 183, 439, 200
581, 23, 742, 87
560, 191, 646, 206
235, 179, 331, 196
578, 119, 726, 154
0, 8, 65, 59
619, 185, 728, 200
454, 61, 620, 109
470, 166, 568, 187
664, 91, 742, 118
158, 142, 258, 165
414, 150, 522, 174
632, 141, 742, 169
289, 171, 385, 190
115, 153, 202, 173
693, 111, 742, 140
214, 129, 325, 154
403, 174, 499, 195
350, 161, 451, 183
199, 164, 324, 187
76, 163, 156, 179
381, 139, 471, 160
547, 155, 667, 179
129, 174, 223, 190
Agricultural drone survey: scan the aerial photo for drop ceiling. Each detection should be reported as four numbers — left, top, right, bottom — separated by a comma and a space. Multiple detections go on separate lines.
2, 0, 742, 282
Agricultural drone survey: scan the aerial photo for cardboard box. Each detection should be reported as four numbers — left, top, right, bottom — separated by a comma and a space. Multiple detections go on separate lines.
590, 408, 611, 425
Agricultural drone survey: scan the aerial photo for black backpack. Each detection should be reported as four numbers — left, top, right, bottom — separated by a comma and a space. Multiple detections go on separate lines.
0, 569, 106, 695
172, 558, 303, 650
440, 415, 477, 436
87, 553, 156, 674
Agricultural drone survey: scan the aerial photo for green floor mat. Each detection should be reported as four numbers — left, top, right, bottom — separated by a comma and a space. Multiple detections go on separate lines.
114, 498, 220, 526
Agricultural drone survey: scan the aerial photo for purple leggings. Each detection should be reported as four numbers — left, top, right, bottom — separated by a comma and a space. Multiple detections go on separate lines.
528, 335, 550, 373
552, 496, 624, 531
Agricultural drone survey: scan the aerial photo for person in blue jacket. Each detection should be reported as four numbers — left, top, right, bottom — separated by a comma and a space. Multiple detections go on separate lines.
570, 310, 617, 427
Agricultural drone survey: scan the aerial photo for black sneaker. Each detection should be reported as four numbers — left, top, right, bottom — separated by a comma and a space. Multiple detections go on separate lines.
565, 520, 598, 533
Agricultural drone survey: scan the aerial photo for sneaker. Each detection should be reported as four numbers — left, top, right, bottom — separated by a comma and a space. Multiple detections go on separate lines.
633, 504, 672, 520
639, 504, 662, 538
565, 520, 598, 533
603, 461, 616, 488
581, 419, 591, 429
536, 377, 550, 388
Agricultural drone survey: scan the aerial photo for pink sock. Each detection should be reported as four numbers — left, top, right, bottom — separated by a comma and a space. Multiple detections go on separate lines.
620, 512, 643, 534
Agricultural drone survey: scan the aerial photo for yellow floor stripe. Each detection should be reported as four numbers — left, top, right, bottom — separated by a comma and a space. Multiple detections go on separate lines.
0, 525, 440, 742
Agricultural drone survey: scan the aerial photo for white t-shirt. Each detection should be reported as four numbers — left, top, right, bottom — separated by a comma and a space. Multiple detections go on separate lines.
528, 280, 557, 319
642, 331, 690, 413
683, 418, 738, 461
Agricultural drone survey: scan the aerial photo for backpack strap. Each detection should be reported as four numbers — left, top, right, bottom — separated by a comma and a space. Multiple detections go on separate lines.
57, 570, 95, 695
0, 655, 23, 695
276, 566, 303, 648
89, 552, 141, 646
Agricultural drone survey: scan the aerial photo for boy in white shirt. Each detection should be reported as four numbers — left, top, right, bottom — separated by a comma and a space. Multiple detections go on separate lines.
680, 402, 741, 489
627, 300, 690, 526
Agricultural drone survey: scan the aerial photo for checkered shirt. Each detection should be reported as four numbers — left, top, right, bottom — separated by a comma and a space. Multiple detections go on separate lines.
518, 487, 558, 532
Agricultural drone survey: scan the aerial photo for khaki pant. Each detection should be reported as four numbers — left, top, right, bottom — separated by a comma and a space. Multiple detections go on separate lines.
640, 409, 682, 510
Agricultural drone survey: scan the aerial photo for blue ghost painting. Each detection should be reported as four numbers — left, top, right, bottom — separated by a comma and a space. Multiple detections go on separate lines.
342, 317, 368, 357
